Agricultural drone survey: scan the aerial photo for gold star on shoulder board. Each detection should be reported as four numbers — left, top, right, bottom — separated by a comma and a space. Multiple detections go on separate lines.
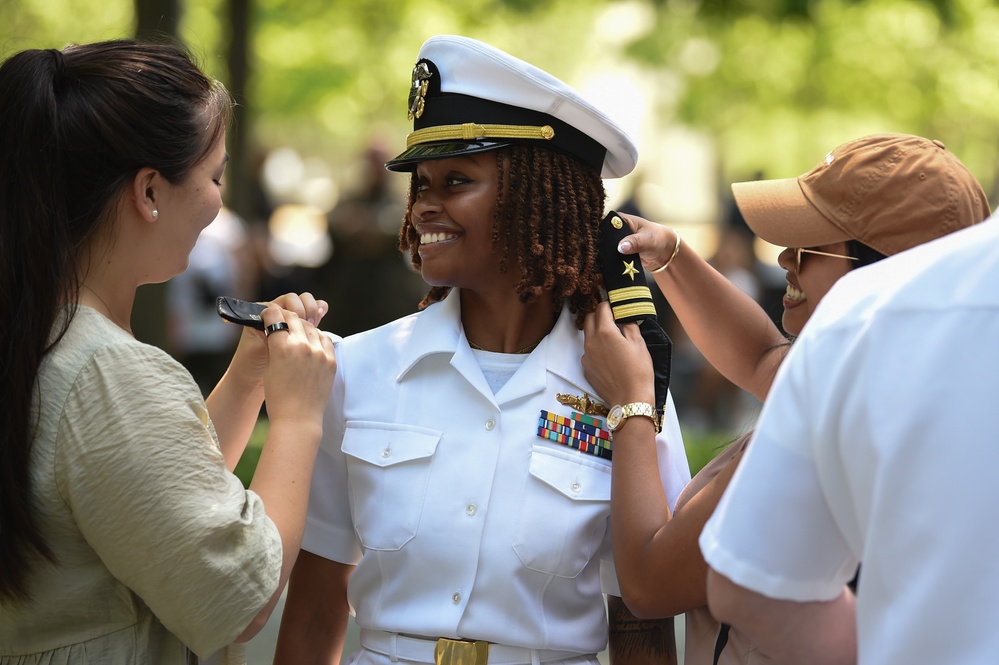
622, 260, 639, 280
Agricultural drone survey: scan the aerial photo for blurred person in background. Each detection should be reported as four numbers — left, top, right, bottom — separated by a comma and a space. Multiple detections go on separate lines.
317, 140, 427, 336
581, 133, 990, 664
0, 40, 337, 663
167, 205, 259, 396
685, 218, 764, 432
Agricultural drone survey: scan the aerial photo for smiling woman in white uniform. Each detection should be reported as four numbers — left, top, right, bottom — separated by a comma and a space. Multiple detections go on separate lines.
274, 35, 691, 665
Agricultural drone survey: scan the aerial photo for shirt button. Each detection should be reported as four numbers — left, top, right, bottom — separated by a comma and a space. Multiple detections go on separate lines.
381, 448, 392, 459
570, 481, 582, 493
465, 503, 477, 516
485, 419, 496, 431
452, 591, 462, 604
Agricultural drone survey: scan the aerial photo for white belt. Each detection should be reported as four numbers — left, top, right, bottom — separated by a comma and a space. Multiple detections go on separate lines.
359, 629, 584, 665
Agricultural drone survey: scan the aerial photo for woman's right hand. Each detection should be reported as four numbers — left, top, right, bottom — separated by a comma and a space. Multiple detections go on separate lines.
258, 304, 337, 430
227, 292, 328, 388
582, 301, 655, 407
616, 213, 681, 273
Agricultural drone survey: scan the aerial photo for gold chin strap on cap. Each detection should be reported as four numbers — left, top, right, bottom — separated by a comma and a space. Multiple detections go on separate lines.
434, 638, 490, 665
407, 122, 555, 148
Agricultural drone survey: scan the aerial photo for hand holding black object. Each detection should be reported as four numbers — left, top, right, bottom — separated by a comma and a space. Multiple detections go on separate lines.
216, 296, 267, 331
597, 211, 673, 421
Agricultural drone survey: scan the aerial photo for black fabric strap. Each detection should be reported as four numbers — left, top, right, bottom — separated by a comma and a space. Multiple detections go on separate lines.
713, 623, 731, 665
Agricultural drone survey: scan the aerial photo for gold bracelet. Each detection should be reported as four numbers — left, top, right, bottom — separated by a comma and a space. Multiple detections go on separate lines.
651, 230, 681, 274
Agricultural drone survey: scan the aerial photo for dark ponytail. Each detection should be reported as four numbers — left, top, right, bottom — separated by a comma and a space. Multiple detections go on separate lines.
0, 39, 232, 603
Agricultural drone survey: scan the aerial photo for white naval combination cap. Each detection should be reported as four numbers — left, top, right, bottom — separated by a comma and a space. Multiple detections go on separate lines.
385, 34, 638, 179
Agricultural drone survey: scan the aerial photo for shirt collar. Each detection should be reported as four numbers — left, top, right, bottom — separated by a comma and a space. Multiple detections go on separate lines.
395, 289, 594, 395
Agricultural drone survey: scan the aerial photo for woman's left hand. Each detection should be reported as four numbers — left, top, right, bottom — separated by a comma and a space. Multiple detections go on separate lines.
228, 292, 329, 386
582, 301, 655, 406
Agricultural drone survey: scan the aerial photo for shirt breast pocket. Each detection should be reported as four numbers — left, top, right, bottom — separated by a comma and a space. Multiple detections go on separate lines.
341, 422, 442, 551
512, 446, 612, 578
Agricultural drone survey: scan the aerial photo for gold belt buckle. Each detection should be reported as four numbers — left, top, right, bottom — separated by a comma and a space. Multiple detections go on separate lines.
434, 638, 490, 665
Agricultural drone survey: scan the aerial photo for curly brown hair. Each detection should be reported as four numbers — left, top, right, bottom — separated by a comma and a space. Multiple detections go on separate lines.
398, 145, 606, 328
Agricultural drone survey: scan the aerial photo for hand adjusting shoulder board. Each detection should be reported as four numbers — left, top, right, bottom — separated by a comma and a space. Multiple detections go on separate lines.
597, 211, 673, 432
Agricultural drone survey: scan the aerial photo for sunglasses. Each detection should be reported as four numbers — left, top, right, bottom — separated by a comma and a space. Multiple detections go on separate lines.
794, 247, 859, 273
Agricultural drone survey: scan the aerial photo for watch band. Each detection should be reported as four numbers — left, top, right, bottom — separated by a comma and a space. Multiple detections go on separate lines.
607, 401, 661, 433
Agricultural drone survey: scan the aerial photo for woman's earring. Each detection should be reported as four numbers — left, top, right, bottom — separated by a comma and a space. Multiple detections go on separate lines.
152, 209, 159, 220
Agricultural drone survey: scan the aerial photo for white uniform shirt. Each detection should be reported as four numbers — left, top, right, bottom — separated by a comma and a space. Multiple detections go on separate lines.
700, 218, 999, 664
304, 290, 690, 654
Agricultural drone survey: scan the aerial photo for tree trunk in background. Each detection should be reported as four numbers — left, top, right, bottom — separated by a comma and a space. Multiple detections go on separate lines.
134, 0, 181, 41
131, 0, 182, 350
225, 0, 255, 225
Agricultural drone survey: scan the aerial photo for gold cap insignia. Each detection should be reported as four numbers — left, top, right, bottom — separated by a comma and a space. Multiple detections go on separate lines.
408, 62, 432, 121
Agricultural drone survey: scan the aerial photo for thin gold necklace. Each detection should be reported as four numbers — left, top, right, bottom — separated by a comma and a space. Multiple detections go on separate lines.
81, 284, 131, 333
81, 284, 113, 316
468, 339, 541, 355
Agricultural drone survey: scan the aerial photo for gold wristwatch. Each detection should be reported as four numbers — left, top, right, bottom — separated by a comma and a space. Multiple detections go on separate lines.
606, 402, 661, 434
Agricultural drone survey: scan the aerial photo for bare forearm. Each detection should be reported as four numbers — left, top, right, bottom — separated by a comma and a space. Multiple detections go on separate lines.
652, 241, 786, 401
708, 570, 857, 665
274, 553, 353, 665
583, 304, 707, 616
610, 419, 675, 611
613, 422, 744, 617
205, 365, 265, 470
249, 418, 322, 587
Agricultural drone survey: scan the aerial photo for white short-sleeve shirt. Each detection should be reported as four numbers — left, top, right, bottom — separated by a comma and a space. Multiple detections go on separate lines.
304, 291, 691, 655
701, 217, 999, 664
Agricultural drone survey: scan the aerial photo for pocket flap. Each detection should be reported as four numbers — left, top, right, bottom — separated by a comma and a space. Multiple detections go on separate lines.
341, 422, 442, 467
528, 448, 611, 501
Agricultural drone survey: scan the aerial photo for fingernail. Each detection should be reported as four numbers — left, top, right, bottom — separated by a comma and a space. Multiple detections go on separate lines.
318, 307, 326, 318
618, 240, 633, 253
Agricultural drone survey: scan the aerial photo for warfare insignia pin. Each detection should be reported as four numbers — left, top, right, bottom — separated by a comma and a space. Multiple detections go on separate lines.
556, 392, 609, 417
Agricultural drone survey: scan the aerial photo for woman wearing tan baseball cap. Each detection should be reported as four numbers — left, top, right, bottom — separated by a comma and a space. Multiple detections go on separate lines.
580, 133, 990, 664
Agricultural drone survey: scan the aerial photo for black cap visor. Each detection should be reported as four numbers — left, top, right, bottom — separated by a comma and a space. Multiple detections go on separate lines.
385, 140, 510, 172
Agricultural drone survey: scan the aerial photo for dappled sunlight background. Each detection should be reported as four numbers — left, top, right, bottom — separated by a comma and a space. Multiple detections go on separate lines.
7, 0, 999, 224
5, 0, 998, 435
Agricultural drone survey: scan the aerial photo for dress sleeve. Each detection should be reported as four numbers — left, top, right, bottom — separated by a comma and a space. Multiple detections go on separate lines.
300, 339, 363, 564
54, 343, 282, 658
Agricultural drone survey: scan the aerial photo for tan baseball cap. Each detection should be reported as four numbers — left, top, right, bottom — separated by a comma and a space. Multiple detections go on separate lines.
731, 133, 991, 256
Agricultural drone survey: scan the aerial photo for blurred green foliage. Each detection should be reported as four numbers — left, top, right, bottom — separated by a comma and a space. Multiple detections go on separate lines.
630, 0, 999, 191
3, 0, 998, 207
234, 419, 266, 488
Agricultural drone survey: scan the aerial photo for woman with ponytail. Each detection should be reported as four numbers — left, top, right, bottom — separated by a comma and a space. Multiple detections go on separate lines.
0, 40, 337, 663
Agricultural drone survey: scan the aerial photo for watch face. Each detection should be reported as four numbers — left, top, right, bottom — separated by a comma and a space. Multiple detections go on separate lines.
607, 405, 624, 431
